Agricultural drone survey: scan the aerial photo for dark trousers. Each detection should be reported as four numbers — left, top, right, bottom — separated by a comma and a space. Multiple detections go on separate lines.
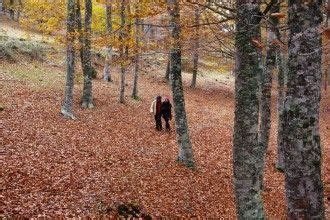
164, 117, 170, 130
155, 113, 162, 131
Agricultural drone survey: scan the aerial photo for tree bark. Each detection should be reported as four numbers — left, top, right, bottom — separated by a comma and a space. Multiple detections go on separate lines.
168, 0, 195, 168
61, 0, 76, 119
119, 0, 126, 103
190, 6, 200, 89
103, 0, 113, 82
81, 0, 94, 109
233, 0, 264, 218
258, 2, 280, 188
283, 2, 325, 218
276, 50, 286, 172
131, 2, 140, 99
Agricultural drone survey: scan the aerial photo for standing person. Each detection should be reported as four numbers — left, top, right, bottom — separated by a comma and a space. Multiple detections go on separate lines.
150, 96, 162, 131
161, 97, 172, 131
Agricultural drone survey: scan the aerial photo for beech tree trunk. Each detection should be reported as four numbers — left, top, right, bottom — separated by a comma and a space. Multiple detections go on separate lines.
190, 6, 200, 89
131, 2, 140, 99
119, 0, 126, 103
233, 1, 264, 218
103, 0, 113, 82
258, 2, 280, 188
283, 2, 325, 218
81, 0, 94, 108
168, 0, 195, 168
61, 0, 76, 119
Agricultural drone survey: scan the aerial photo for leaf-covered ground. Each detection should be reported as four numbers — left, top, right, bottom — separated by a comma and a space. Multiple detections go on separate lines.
1, 58, 329, 218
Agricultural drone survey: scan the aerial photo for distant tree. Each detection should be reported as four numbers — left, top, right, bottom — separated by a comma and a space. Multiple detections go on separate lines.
232, 0, 264, 218
132, 1, 140, 99
258, 1, 281, 187
61, 0, 76, 119
190, 6, 200, 89
119, 0, 126, 103
103, 0, 113, 82
276, 49, 286, 171
283, 1, 325, 218
168, 0, 195, 168
165, 54, 171, 81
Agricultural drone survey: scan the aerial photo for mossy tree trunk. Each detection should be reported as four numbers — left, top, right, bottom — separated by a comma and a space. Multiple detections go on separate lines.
81, 0, 94, 109
168, 0, 195, 168
103, 0, 113, 82
283, 2, 325, 218
61, 0, 76, 119
233, 0, 264, 218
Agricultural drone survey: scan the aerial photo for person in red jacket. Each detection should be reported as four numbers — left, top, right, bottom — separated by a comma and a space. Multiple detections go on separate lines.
150, 96, 163, 131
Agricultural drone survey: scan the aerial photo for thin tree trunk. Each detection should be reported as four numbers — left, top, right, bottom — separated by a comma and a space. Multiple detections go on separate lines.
75, 0, 84, 62
233, 0, 264, 218
190, 6, 200, 89
9, 0, 14, 20
61, 0, 76, 119
258, 2, 280, 188
276, 50, 286, 172
103, 0, 113, 82
81, 0, 94, 108
165, 53, 171, 81
119, 0, 126, 103
131, 2, 140, 99
283, 2, 325, 218
168, 0, 195, 168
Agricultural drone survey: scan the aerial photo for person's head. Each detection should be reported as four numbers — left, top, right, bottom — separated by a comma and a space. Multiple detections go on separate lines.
163, 96, 170, 103
156, 96, 162, 102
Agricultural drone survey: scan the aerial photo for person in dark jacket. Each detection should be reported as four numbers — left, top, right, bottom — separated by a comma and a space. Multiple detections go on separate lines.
161, 97, 172, 131
150, 96, 163, 131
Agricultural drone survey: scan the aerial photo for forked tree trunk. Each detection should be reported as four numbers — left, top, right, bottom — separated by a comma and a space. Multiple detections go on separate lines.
233, 0, 264, 218
81, 0, 94, 108
283, 2, 325, 218
168, 0, 195, 168
103, 0, 113, 82
131, 2, 140, 99
119, 0, 126, 103
61, 0, 76, 119
190, 6, 200, 89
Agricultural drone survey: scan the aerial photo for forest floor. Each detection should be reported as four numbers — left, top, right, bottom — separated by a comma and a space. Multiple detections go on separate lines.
1, 16, 329, 218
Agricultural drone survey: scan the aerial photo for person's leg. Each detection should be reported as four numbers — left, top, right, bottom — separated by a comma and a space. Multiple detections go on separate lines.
156, 113, 162, 131
165, 117, 170, 131
158, 113, 163, 130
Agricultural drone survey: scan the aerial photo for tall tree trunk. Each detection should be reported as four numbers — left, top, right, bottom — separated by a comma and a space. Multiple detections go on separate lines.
276, 50, 286, 172
233, 0, 264, 218
61, 0, 76, 119
168, 0, 195, 168
119, 0, 126, 103
103, 0, 113, 82
283, 2, 325, 218
190, 6, 200, 89
258, 2, 280, 188
75, 0, 84, 62
81, 0, 94, 108
131, 2, 140, 99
